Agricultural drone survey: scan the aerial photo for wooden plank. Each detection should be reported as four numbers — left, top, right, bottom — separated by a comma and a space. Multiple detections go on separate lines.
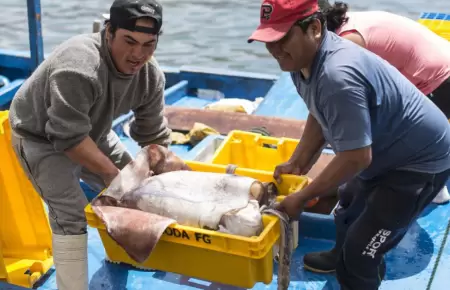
308, 153, 334, 180
165, 106, 306, 139
165, 106, 335, 180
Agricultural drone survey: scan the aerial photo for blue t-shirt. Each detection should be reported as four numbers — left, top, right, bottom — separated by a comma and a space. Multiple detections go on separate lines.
291, 30, 450, 179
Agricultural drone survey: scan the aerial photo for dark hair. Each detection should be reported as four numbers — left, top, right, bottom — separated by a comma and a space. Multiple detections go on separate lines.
103, 19, 118, 38
322, 1, 349, 32
296, 12, 327, 34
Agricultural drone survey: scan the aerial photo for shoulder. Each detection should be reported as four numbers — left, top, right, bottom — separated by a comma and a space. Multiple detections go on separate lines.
47, 33, 102, 82
316, 50, 372, 105
321, 51, 369, 88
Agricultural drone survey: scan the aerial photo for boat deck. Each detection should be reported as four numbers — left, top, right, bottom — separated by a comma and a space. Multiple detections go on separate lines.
5, 193, 446, 290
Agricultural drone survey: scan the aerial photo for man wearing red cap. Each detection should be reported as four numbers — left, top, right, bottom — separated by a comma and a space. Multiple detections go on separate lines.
8, 0, 170, 289
249, 0, 450, 289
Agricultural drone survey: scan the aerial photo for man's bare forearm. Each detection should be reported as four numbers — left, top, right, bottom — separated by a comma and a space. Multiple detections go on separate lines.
64, 136, 119, 180
297, 146, 372, 202
289, 114, 326, 170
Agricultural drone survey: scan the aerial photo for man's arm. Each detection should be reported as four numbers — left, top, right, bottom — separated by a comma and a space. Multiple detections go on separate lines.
296, 86, 373, 202
45, 70, 119, 183
130, 67, 171, 148
288, 113, 326, 173
65, 138, 120, 184
340, 30, 366, 48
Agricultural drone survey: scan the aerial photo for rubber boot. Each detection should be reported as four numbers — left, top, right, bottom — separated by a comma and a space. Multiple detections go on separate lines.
303, 246, 339, 273
432, 185, 450, 204
303, 223, 346, 273
52, 233, 88, 290
303, 200, 348, 273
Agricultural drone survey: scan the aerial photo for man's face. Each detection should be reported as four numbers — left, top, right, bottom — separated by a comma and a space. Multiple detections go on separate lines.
108, 18, 158, 75
265, 19, 322, 72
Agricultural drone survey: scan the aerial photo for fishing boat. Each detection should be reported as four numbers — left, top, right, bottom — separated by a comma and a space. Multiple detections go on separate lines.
1, 0, 449, 289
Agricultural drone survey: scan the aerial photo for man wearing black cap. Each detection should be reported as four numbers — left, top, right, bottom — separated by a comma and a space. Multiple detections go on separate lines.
8, 0, 170, 289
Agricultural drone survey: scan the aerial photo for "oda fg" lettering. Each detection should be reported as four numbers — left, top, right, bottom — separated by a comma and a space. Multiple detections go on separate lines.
164, 228, 211, 244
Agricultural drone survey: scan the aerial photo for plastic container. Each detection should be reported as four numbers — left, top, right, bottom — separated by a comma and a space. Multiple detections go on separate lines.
0, 110, 54, 288
210, 130, 300, 173
418, 12, 450, 41
84, 160, 308, 288
210, 130, 322, 208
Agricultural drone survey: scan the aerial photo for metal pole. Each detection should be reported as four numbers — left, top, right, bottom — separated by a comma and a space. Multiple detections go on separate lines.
27, 0, 44, 73
93, 20, 102, 33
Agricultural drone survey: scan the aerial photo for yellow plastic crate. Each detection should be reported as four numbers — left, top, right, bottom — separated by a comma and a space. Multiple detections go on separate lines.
418, 13, 450, 41
0, 110, 54, 288
211, 130, 301, 174
85, 160, 308, 288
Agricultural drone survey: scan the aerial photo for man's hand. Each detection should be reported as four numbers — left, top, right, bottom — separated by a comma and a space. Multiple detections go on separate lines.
274, 114, 326, 184
275, 193, 306, 220
273, 161, 305, 184
102, 168, 120, 187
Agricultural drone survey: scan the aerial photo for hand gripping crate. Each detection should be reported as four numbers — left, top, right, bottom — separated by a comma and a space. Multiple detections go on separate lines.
0, 110, 54, 288
85, 160, 308, 288
209, 130, 320, 203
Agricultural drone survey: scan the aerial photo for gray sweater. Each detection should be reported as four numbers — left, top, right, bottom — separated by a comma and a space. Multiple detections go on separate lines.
9, 29, 171, 152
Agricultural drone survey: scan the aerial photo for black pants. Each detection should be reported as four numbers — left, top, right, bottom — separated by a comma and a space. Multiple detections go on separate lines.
333, 168, 450, 290
428, 76, 450, 119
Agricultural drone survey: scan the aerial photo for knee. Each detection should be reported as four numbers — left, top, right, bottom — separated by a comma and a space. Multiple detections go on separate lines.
47, 205, 88, 236
50, 217, 87, 235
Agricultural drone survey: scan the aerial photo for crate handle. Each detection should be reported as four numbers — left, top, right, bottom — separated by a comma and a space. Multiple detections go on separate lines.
254, 136, 283, 149
261, 142, 277, 149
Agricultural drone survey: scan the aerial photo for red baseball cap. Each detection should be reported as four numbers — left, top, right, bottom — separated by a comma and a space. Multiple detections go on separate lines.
248, 0, 319, 43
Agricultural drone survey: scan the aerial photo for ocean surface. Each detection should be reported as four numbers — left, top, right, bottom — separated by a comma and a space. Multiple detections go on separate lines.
0, 0, 448, 74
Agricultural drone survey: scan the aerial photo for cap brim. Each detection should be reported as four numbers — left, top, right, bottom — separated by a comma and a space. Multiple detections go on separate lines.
247, 20, 296, 43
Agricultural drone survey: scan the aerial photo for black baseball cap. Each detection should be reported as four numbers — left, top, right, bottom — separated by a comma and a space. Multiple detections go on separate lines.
107, 0, 163, 35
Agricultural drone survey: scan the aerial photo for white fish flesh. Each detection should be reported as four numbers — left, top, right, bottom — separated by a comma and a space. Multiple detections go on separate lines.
118, 170, 265, 237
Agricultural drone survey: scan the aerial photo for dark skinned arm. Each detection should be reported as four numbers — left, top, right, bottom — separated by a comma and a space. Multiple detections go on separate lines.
289, 113, 326, 173
296, 146, 372, 203
283, 84, 373, 214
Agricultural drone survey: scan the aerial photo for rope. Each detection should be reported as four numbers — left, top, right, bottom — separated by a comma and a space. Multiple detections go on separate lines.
248, 126, 271, 137
261, 205, 293, 290
226, 162, 293, 289
426, 216, 450, 290
225, 164, 238, 175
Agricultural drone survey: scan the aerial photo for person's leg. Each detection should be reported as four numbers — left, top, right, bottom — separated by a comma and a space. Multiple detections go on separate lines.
336, 169, 450, 290
11, 134, 89, 290
303, 177, 375, 273
427, 76, 450, 204
79, 130, 133, 192
428, 76, 450, 119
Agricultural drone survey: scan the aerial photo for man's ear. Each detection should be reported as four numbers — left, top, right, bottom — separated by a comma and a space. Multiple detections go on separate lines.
309, 19, 323, 40
105, 23, 114, 42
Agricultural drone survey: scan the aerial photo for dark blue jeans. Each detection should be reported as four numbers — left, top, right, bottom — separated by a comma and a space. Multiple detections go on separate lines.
428, 75, 450, 118
333, 168, 450, 290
